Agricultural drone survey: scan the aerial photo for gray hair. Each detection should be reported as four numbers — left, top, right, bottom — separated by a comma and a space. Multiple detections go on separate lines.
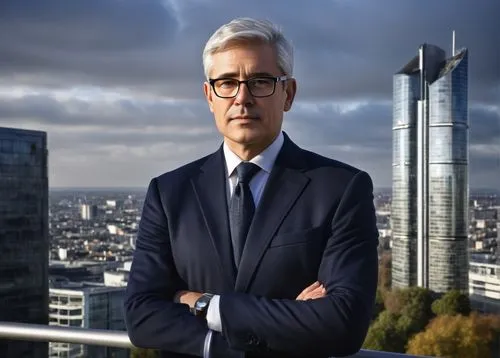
202, 17, 294, 79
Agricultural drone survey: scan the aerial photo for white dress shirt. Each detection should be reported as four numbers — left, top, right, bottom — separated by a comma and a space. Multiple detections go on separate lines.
206, 131, 284, 332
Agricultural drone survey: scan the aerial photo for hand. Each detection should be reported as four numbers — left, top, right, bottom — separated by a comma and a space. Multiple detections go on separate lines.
296, 281, 326, 301
174, 290, 203, 309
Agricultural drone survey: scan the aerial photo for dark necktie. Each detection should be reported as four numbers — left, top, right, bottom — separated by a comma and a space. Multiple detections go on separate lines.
229, 162, 260, 268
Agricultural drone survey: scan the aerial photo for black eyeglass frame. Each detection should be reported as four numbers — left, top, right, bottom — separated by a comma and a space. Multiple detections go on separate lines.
208, 75, 290, 98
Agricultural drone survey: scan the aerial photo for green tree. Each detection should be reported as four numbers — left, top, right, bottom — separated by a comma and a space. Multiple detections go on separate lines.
363, 310, 407, 353
364, 287, 436, 353
384, 286, 435, 334
431, 289, 471, 316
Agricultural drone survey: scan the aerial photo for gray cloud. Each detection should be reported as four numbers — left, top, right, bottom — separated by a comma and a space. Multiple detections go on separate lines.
287, 0, 500, 103
0, 94, 212, 128
1, 92, 497, 188
0, 0, 498, 102
286, 102, 392, 150
0, 0, 199, 95
469, 148, 500, 189
0, 0, 498, 188
470, 107, 500, 145
0, 0, 177, 50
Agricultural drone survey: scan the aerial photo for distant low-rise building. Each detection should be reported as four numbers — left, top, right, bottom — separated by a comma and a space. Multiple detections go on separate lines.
49, 283, 128, 358
81, 204, 98, 220
103, 261, 131, 287
473, 208, 498, 221
469, 261, 500, 314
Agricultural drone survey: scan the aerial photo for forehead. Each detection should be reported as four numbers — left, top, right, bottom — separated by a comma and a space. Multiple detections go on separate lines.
209, 42, 280, 78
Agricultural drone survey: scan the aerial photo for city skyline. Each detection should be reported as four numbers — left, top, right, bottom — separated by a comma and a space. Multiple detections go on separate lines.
0, 0, 498, 189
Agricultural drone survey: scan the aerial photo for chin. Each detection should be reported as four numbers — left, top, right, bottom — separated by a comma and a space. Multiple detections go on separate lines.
229, 127, 263, 144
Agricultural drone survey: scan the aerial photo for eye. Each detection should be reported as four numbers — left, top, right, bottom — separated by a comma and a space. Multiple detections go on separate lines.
250, 78, 274, 88
217, 79, 237, 88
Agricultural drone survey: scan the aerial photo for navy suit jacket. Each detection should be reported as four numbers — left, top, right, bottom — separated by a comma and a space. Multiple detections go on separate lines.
124, 133, 379, 358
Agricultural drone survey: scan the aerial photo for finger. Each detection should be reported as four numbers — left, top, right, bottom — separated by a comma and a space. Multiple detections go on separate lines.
309, 294, 325, 300
296, 282, 322, 300
304, 291, 326, 300
297, 288, 315, 300
303, 281, 320, 293
303, 286, 327, 300
296, 290, 307, 300
309, 285, 325, 295
315, 288, 327, 297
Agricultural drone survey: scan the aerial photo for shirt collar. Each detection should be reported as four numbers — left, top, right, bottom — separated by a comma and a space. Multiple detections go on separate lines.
223, 131, 284, 178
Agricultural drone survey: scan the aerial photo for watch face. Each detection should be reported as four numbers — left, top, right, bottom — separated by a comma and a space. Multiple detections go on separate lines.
196, 296, 210, 310
197, 300, 208, 309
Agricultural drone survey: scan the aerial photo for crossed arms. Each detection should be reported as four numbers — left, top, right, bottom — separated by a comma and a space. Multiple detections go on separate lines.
124, 171, 379, 357
175, 280, 326, 309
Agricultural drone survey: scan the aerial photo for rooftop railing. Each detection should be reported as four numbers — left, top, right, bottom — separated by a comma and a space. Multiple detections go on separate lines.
0, 321, 430, 357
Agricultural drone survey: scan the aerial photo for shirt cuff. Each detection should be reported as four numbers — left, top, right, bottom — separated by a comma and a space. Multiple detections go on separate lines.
206, 294, 222, 332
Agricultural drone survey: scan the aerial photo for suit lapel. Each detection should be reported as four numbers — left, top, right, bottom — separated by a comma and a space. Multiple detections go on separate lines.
191, 148, 237, 287
235, 135, 310, 292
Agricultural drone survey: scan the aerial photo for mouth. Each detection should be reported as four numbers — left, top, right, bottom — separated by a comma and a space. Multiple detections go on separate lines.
231, 116, 259, 121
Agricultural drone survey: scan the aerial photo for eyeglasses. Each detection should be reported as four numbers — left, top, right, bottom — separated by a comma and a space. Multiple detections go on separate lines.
209, 75, 289, 98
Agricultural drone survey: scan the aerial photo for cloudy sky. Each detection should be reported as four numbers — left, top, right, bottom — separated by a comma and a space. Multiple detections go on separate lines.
0, 0, 498, 189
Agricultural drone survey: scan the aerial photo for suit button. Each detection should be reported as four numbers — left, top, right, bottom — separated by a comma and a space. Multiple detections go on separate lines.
247, 334, 258, 345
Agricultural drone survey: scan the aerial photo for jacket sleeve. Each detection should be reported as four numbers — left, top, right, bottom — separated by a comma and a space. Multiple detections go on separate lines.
123, 178, 243, 357
218, 171, 379, 357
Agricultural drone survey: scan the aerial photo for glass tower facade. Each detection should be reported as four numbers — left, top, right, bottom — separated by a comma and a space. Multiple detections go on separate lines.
392, 46, 469, 293
392, 70, 420, 287
427, 49, 469, 292
0, 127, 49, 357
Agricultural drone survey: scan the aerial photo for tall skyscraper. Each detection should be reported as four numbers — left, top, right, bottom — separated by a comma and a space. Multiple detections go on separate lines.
391, 36, 469, 293
0, 127, 49, 357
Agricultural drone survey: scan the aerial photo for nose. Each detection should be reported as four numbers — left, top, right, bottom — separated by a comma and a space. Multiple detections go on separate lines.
234, 82, 254, 106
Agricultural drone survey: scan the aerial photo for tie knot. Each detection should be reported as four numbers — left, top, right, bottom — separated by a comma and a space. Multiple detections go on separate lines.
236, 162, 260, 184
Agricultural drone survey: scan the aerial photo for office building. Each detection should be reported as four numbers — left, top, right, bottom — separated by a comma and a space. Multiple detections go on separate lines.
49, 283, 127, 358
0, 127, 49, 357
81, 204, 98, 220
469, 261, 500, 314
391, 36, 469, 293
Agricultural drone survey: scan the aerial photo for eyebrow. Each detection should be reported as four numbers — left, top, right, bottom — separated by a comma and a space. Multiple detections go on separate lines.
212, 71, 276, 79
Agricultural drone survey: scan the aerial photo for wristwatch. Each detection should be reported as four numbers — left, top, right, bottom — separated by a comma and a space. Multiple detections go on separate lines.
193, 293, 214, 318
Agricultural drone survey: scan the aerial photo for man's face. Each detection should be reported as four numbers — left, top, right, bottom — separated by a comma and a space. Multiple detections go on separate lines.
204, 42, 296, 151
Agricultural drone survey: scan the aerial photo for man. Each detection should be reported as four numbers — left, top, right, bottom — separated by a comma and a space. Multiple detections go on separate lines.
124, 17, 379, 358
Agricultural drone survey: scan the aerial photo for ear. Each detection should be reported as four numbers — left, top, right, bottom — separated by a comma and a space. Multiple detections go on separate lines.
283, 79, 297, 112
203, 81, 214, 113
